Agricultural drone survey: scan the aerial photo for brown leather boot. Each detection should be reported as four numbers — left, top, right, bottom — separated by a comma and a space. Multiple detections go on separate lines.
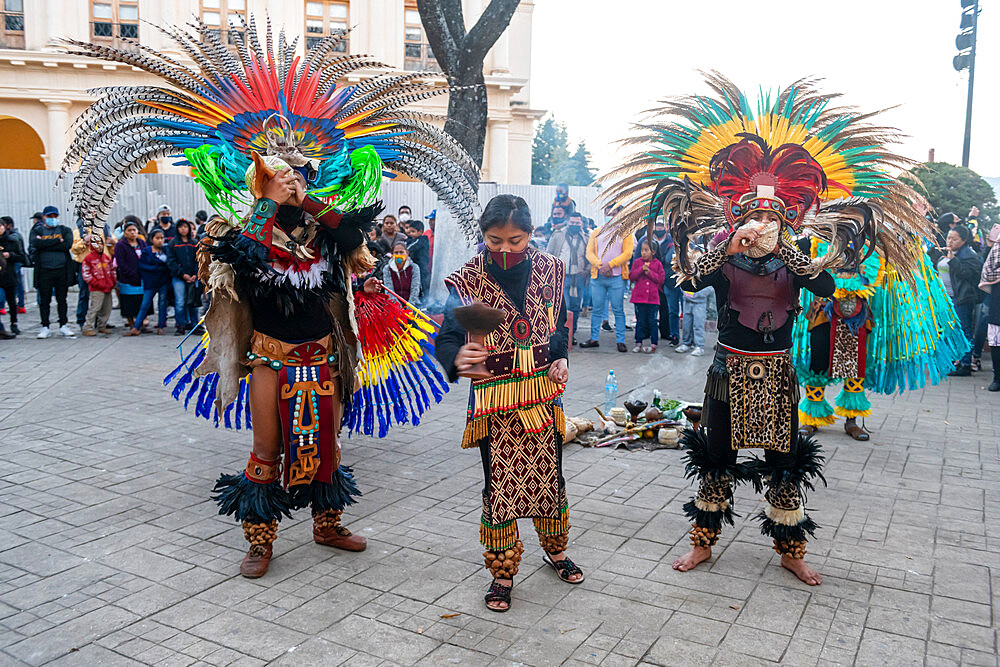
313, 509, 366, 551
240, 520, 277, 578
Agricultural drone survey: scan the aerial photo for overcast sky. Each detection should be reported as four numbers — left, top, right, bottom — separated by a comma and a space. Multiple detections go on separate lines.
529, 0, 999, 180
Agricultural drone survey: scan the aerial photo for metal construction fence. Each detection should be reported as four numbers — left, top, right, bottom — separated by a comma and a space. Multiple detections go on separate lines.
0, 169, 602, 295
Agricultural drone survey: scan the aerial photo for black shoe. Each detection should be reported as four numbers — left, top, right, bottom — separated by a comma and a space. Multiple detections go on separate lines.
601, 321, 612, 332
948, 365, 972, 377
625, 324, 633, 331
10, 324, 19, 335
616, 343, 628, 353
579, 340, 599, 349
0, 329, 13, 340
989, 381, 1000, 392
174, 326, 186, 336
971, 357, 981, 372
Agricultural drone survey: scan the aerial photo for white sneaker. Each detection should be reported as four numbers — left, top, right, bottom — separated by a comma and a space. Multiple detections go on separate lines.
37, 326, 51, 339
691, 346, 705, 357
675, 344, 691, 353
59, 324, 76, 338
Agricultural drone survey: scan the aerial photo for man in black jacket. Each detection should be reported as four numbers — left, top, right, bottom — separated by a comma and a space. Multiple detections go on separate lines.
29, 206, 75, 339
0, 218, 25, 336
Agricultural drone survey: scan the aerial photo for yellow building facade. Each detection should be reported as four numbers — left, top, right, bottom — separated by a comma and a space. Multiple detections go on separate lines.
0, 0, 541, 183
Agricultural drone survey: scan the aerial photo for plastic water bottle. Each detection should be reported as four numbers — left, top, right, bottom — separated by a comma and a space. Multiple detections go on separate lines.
604, 370, 618, 414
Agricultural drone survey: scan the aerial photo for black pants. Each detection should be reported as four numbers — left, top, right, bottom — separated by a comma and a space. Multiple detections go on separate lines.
703, 394, 797, 468
0, 278, 16, 325
36, 266, 70, 327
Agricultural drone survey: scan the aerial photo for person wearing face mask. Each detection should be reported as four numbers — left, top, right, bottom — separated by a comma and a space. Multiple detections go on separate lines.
29, 206, 76, 339
382, 241, 422, 307
150, 205, 177, 242
436, 194, 581, 613
397, 205, 412, 224
547, 211, 589, 344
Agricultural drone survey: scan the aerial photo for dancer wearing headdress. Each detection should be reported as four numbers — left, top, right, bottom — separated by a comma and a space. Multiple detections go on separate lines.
62, 17, 479, 577
794, 241, 969, 441
601, 73, 938, 585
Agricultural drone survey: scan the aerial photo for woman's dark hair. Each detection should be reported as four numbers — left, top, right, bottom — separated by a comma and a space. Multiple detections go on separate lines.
149, 228, 165, 240
176, 218, 192, 237
952, 224, 973, 244
392, 241, 408, 252
121, 214, 143, 229
122, 220, 140, 232
479, 194, 532, 233
641, 239, 658, 254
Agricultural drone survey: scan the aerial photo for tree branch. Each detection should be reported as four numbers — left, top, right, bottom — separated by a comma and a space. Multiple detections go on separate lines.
416, 0, 462, 74
461, 0, 520, 69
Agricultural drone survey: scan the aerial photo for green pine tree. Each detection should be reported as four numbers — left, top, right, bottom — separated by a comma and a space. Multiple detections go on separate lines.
566, 141, 595, 186
531, 116, 570, 185
901, 162, 998, 231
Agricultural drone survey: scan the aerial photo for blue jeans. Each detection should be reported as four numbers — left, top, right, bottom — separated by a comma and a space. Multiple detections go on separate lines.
954, 301, 975, 367
661, 284, 682, 340
634, 302, 659, 346
76, 266, 89, 326
0, 264, 24, 310
172, 278, 199, 330
682, 292, 709, 348
136, 284, 170, 330
564, 273, 586, 336
590, 275, 626, 343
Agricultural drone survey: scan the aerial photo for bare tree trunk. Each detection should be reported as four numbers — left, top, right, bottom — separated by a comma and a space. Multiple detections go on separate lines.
417, 0, 520, 169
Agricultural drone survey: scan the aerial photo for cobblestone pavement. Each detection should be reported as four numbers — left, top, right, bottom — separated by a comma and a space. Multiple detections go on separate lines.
0, 302, 998, 666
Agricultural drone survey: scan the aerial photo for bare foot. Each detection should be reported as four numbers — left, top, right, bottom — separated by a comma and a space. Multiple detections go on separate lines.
672, 546, 712, 571
781, 555, 822, 585
485, 577, 512, 611
547, 551, 583, 582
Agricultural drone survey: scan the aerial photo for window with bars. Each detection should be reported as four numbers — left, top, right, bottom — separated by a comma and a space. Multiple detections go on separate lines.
0, 0, 25, 49
200, 0, 246, 46
403, 2, 439, 72
91, 0, 139, 44
304, 1, 348, 52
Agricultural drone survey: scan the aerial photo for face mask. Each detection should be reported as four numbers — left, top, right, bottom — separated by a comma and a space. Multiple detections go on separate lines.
654, 230, 666, 239
398, 213, 411, 222
44, 216, 58, 226
393, 253, 406, 265
160, 216, 172, 225
488, 247, 528, 270
568, 224, 582, 234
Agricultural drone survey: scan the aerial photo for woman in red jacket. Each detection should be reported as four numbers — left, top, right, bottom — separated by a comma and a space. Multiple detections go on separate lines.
629, 240, 666, 352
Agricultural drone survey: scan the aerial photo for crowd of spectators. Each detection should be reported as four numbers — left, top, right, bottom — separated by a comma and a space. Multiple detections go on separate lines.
0, 205, 211, 340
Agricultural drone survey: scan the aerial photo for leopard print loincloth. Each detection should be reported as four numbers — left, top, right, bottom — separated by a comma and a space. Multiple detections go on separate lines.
725, 352, 795, 452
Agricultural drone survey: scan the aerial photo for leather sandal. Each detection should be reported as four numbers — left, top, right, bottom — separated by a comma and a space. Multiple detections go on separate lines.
844, 423, 870, 441
542, 553, 585, 584
485, 579, 512, 612
799, 424, 818, 436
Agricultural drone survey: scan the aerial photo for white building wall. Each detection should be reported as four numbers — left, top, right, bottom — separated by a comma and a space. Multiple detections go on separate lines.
0, 0, 542, 182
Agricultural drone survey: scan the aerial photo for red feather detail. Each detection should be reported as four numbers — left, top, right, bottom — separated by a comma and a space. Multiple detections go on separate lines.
709, 135, 826, 211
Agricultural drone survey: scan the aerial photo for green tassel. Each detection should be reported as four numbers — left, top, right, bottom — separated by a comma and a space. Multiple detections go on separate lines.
185, 145, 252, 219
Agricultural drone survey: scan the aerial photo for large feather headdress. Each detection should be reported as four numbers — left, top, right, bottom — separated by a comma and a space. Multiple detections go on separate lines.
600, 72, 936, 278
60, 16, 479, 238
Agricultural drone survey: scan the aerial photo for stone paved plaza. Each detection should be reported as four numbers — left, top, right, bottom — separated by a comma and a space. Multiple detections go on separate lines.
0, 304, 998, 666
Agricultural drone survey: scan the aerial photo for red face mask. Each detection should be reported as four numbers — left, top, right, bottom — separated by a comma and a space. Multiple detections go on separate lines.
488, 248, 528, 269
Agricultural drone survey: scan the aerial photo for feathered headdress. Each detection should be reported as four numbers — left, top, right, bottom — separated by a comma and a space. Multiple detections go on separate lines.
600, 72, 936, 279
60, 16, 479, 237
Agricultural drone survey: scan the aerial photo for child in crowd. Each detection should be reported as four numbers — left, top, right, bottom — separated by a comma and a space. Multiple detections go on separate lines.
628, 240, 665, 352
676, 245, 708, 356
404, 219, 431, 296
382, 241, 422, 306
81, 236, 117, 336
128, 228, 171, 335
